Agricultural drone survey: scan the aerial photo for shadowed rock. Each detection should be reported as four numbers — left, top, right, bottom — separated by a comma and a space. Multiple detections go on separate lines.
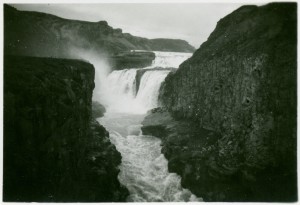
92, 101, 106, 118
144, 3, 297, 202
3, 55, 128, 202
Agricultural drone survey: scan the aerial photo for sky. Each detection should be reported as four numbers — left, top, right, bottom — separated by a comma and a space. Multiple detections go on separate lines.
12, 3, 260, 48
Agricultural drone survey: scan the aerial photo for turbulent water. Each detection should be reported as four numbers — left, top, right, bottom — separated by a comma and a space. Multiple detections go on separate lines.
96, 51, 201, 202
98, 113, 202, 202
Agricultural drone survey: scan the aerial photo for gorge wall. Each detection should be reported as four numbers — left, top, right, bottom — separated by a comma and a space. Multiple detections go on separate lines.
4, 4, 195, 59
3, 55, 128, 202
143, 3, 297, 202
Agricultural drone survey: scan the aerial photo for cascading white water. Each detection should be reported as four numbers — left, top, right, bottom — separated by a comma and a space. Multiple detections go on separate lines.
102, 69, 145, 113
95, 51, 201, 202
103, 69, 169, 113
135, 70, 170, 110
107, 69, 137, 98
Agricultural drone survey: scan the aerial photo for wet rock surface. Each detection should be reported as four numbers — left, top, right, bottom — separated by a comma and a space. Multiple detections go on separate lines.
144, 3, 297, 202
3, 55, 128, 202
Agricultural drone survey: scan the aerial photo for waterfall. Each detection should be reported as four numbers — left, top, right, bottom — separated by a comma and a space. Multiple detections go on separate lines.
101, 69, 143, 113
101, 51, 191, 114
103, 69, 169, 113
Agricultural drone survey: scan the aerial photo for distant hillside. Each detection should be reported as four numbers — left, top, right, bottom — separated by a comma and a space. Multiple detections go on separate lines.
4, 4, 195, 58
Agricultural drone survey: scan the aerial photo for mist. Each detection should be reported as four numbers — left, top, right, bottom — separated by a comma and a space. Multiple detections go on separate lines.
68, 47, 112, 105
67, 47, 141, 113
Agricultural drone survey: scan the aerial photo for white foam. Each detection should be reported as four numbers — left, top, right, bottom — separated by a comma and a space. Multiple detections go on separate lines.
98, 113, 203, 202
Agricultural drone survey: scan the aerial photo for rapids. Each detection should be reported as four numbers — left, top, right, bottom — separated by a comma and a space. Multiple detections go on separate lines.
98, 113, 202, 202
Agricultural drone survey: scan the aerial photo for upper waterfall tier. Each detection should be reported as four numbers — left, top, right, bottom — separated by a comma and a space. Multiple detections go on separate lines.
146, 51, 192, 68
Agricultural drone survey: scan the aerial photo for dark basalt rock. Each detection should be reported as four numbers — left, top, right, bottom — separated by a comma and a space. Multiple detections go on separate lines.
145, 3, 297, 202
3, 55, 128, 202
4, 4, 195, 59
92, 101, 106, 118
109, 51, 155, 70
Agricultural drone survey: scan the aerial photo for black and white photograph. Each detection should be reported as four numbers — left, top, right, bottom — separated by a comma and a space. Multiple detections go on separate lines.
1, 0, 298, 203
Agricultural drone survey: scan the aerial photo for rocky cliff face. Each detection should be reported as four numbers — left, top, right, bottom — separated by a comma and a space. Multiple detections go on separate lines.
4, 4, 195, 59
143, 3, 297, 202
4, 55, 128, 202
110, 51, 155, 70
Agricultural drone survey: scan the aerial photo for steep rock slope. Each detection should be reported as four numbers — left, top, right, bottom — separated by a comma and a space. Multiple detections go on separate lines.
143, 3, 297, 202
4, 4, 195, 59
3, 56, 128, 202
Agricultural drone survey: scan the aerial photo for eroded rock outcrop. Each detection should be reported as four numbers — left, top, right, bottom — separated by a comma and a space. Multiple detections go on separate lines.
4, 55, 128, 202
109, 51, 155, 70
92, 101, 106, 118
143, 3, 297, 202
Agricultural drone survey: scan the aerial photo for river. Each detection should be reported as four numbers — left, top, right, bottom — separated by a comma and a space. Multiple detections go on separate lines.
96, 51, 202, 202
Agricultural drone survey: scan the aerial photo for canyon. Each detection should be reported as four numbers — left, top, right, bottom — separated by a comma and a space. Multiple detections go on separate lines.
3, 2, 297, 203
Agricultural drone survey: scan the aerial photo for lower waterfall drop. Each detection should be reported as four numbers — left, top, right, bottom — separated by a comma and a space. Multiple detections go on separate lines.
103, 69, 170, 113
106, 69, 137, 98
101, 69, 144, 113
135, 70, 170, 110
